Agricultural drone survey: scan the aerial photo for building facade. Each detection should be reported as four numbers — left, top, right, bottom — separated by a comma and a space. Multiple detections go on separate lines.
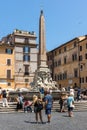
0, 40, 14, 90
0, 29, 38, 90
47, 36, 87, 89
79, 37, 87, 88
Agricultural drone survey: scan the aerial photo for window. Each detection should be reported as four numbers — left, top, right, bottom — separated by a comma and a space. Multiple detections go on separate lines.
85, 53, 87, 59
64, 72, 67, 79
7, 70, 11, 79
72, 54, 77, 61
24, 65, 29, 75
80, 77, 84, 83
74, 41, 77, 47
86, 44, 87, 49
6, 49, 13, 54
64, 57, 67, 64
82, 77, 84, 83
63, 73, 65, 79
86, 77, 87, 83
74, 54, 77, 60
79, 55, 82, 61
25, 79, 29, 82
80, 65, 83, 71
23, 55, 30, 61
54, 51, 57, 56
64, 46, 66, 52
80, 46, 82, 51
25, 38, 28, 44
60, 74, 62, 80
59, 49, 61, 54
58, 60, 61, 66
7, 82, 11, 86
7, 59, 11, 65
54, 61, 57, 67
23, 46, 30, 53
74, 69, 78, 77
57, 75, 59, 80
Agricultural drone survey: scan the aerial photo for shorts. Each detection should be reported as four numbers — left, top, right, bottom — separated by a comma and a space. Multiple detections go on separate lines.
45, 109, 51, 115
68, 106, 73, 112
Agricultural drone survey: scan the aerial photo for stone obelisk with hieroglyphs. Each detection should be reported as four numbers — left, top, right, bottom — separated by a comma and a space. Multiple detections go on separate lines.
32, 10, 58, 90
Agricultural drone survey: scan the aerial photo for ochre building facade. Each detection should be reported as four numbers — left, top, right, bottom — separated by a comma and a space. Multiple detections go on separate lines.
47, 36, 87, 89
0, 42, 14, 89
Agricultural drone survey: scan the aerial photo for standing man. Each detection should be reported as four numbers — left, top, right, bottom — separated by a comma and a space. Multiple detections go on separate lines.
44, 89, 53, 123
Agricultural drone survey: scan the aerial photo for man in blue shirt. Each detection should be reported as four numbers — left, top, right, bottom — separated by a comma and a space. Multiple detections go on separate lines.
44, 89, 53, 123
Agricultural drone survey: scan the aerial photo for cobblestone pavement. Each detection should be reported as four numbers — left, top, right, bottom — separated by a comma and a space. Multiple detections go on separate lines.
0, 111, 87, 130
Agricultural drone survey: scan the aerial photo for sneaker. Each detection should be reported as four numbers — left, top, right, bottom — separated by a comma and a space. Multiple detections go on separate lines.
46, 121, 50, 124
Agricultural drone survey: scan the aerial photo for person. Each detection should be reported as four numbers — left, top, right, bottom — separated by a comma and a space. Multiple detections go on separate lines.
23, 99, 32, 113
0, 87, 2, 100
59, 93, 68, 112
16, 93, 24, 111
39, 86, 44, 100
59, 96, 64, 112
67, 92, 74, 117
2, 89, 9, 107
77, 88, 81, 101
33, 95, 43, 123
44, 89, 53, 123
6, 90, 9, 102
70, 86, 74, 97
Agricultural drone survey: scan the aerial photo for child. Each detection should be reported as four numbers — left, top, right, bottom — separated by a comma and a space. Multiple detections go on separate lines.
23, 99, 32, 113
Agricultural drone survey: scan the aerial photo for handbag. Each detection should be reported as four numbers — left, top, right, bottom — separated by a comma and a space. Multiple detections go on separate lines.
38, 102, 43, 111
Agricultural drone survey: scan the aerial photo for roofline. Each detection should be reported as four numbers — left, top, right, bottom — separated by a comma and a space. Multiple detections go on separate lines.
47, 35, 87, 53
48, 37, 78, 53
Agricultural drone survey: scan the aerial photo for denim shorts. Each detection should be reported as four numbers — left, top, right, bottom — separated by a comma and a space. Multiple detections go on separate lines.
45, 109, 51, 115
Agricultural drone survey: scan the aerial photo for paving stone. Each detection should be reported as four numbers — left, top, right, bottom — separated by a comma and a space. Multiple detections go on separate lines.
0, 111, 87, 130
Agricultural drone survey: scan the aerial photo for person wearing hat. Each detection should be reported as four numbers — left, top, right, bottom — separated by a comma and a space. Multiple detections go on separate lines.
33, 95, 43, 123
67, 92, 74, 117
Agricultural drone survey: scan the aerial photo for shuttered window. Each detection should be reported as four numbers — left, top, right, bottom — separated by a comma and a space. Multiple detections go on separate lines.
7, 70, 11, 79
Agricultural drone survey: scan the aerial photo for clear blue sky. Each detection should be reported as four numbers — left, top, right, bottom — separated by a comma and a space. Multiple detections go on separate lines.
0, 0, 87, 51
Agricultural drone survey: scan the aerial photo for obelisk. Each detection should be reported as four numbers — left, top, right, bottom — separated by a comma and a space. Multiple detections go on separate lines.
32, 10, 58, 90
38, 10, 48, 70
